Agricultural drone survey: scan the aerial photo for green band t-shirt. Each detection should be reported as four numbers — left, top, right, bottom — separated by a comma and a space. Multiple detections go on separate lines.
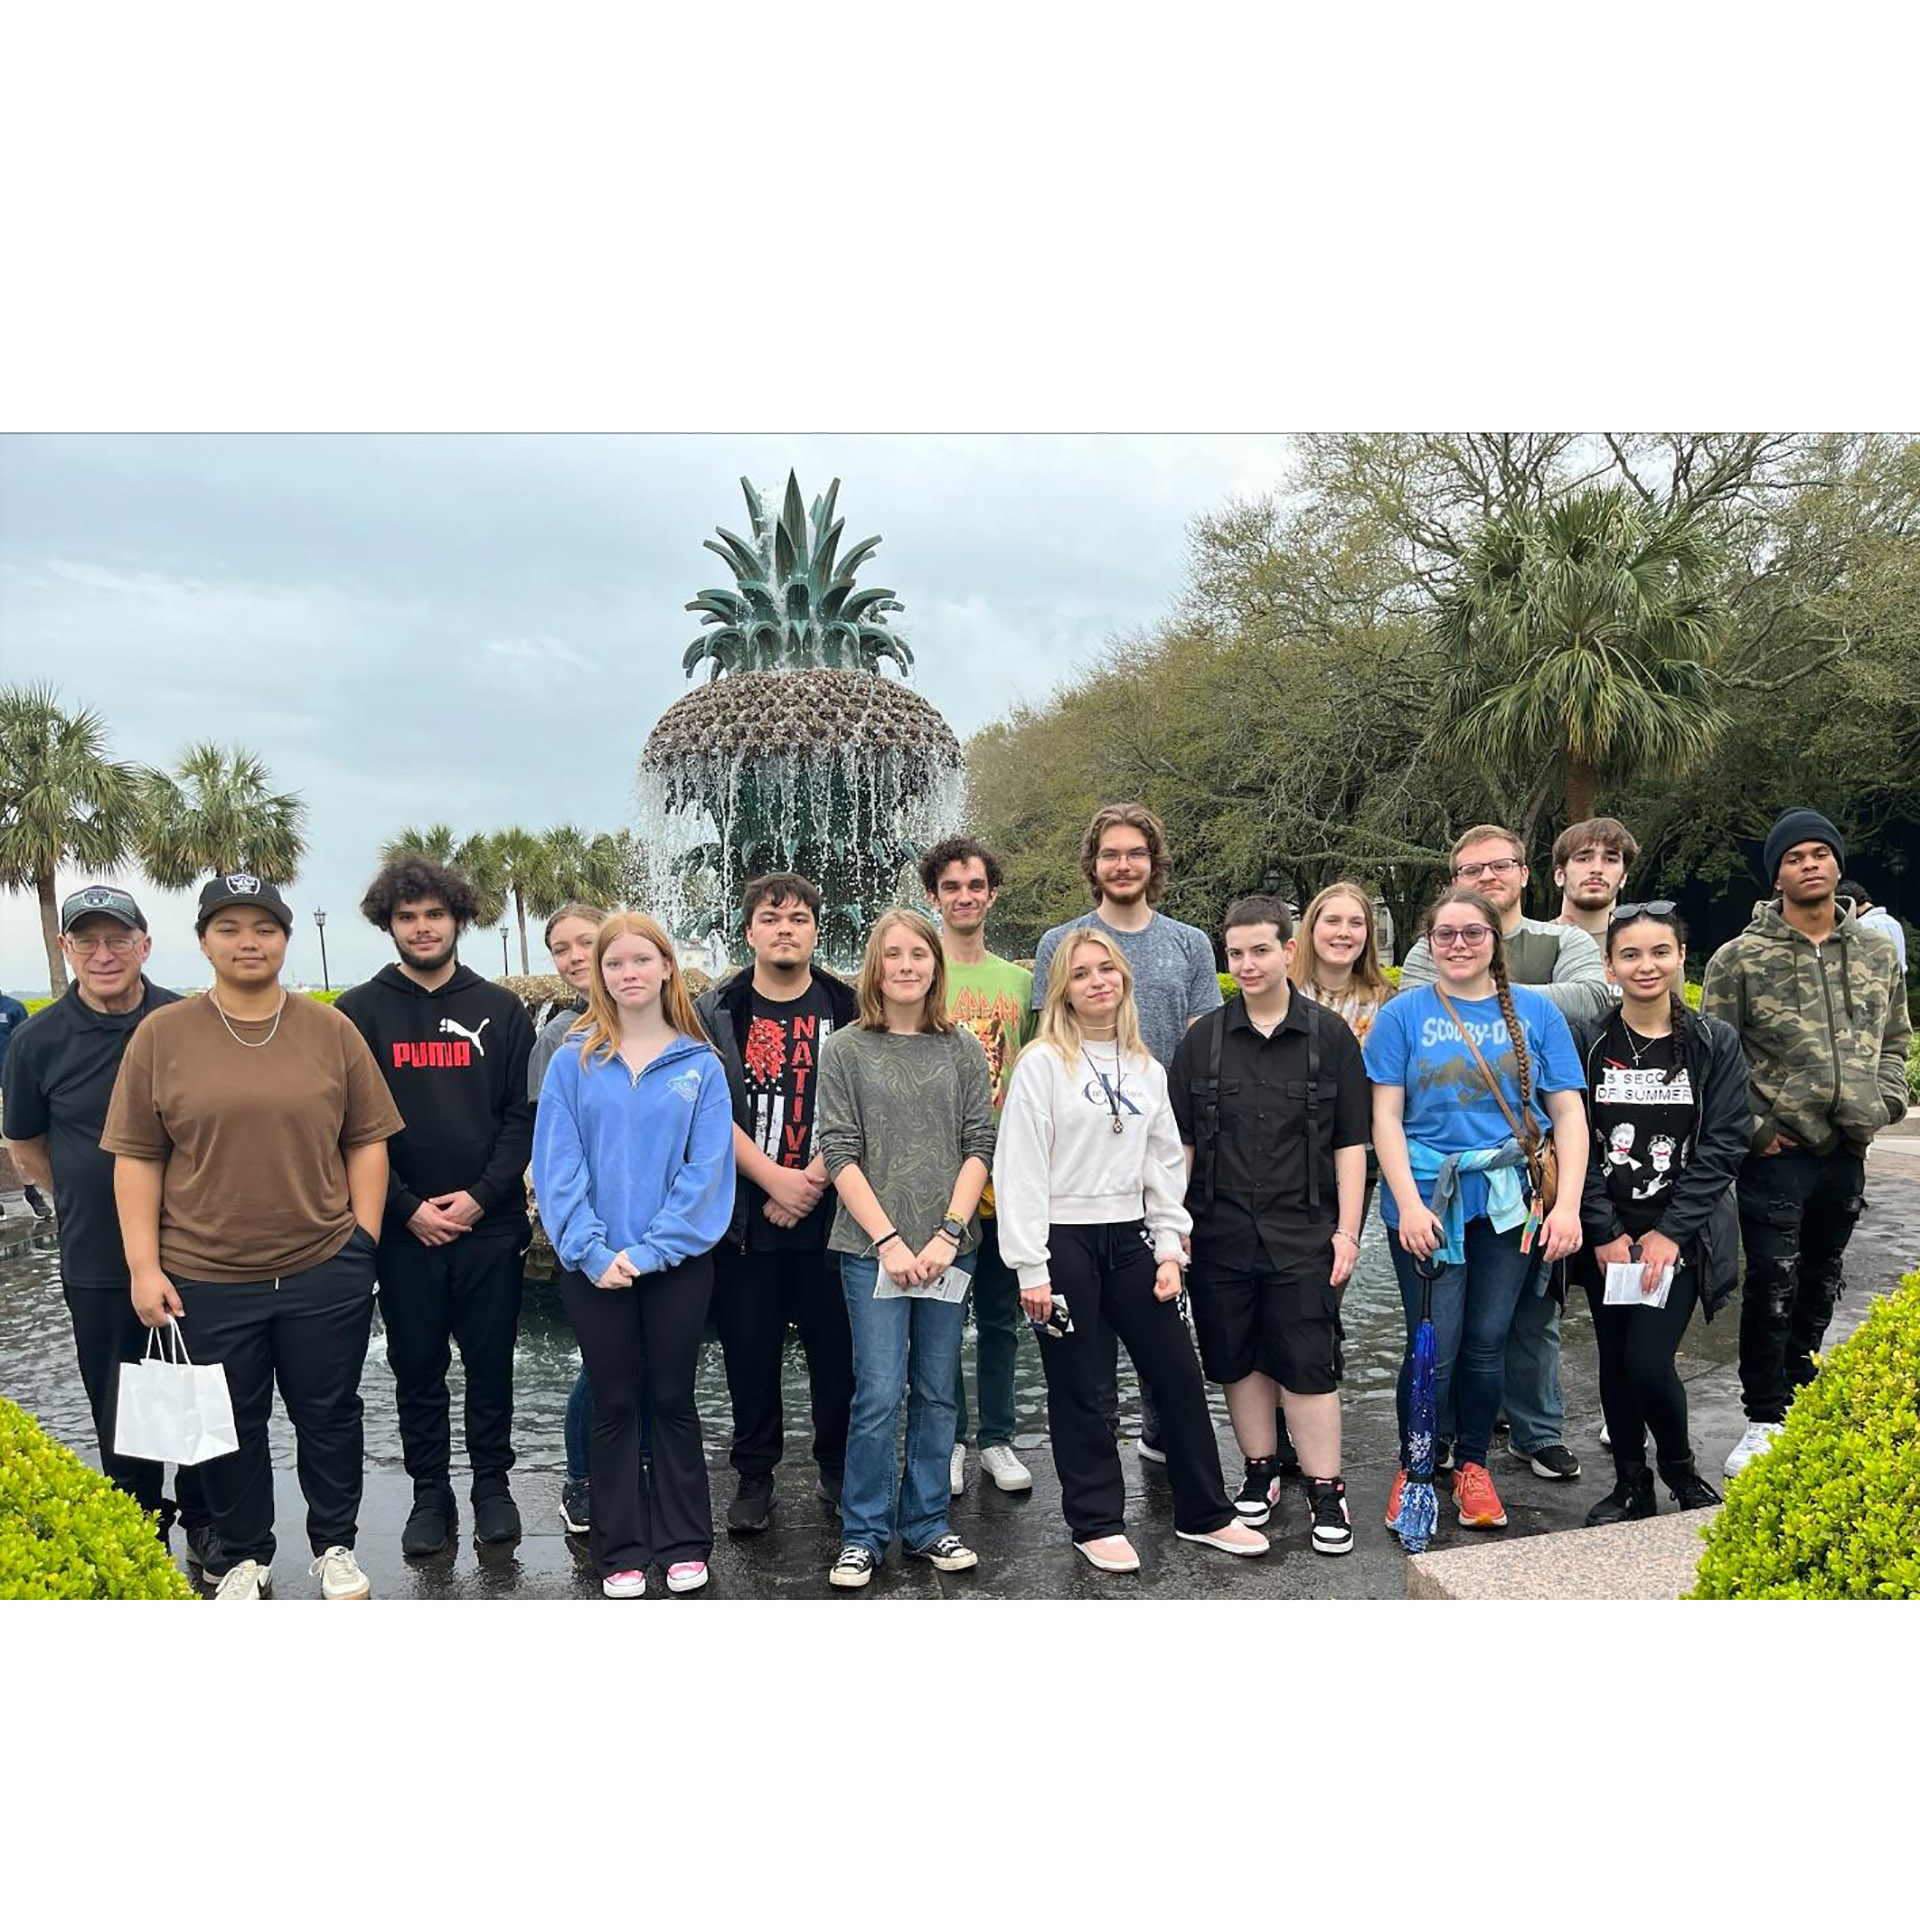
944, 954, 1035, 1217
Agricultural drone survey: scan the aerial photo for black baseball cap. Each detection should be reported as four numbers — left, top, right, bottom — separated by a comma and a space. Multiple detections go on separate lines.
196, 872, 294, 933
61, 884, 149, 934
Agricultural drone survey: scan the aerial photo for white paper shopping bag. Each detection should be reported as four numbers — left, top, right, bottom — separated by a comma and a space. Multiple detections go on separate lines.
115, 1321, 239, 1465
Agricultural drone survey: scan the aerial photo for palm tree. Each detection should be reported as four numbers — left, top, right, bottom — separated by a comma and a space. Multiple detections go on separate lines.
0, 683, 143, 993
486, 827, 554, 974
1433, 486, 1726, 823
379, 822, 508, 929
535, 824, 624, 916
138, 743, 308, 889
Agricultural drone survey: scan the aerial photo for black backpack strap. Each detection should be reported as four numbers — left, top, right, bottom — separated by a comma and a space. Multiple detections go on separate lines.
1196, 1007, 1226, 1211
1304, 1003, 1322, 1216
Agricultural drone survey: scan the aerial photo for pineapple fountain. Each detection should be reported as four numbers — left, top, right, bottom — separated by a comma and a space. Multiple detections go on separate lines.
637, 473, 965, 967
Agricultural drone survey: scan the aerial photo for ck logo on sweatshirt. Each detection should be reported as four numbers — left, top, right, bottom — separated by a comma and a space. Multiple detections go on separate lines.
439, 1015, 491, 1057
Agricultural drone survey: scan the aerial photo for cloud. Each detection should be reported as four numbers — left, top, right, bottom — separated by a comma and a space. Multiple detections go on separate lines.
486, 633, 591, 673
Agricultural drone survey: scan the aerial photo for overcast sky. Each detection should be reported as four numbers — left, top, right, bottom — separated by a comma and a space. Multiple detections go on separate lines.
0, 433, 1294, 993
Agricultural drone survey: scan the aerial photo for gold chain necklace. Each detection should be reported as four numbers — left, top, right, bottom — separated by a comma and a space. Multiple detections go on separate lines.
210, 988, 287, 1048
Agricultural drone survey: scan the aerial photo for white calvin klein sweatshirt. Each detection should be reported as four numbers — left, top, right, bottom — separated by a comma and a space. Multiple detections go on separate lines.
990, 1041, 1192, 1289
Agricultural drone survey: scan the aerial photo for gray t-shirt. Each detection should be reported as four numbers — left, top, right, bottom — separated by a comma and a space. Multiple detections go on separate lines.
1031, 911, 1223, 1067
528, 999, 586, 1101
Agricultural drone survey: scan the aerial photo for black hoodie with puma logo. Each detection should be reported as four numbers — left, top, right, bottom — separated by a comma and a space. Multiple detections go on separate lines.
336, 963, 535, 1235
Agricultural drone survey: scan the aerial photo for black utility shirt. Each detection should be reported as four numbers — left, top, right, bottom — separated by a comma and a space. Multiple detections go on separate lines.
0, 978, 180, 1288
1169, 991, 1370, 1272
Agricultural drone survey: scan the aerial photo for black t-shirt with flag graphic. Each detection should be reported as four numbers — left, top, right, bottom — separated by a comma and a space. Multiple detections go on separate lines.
1590, 1018, 1698, 1237
742, 980, 839, 1250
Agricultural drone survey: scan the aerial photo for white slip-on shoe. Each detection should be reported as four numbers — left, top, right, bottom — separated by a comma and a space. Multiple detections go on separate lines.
949, 1444, 967, 1497
1723, 1421, 1782, 1476
980, 1444, 1033, 1492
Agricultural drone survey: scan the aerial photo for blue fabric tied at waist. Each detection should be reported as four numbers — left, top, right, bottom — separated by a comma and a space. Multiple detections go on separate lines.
1407, 1138, 1531, 1268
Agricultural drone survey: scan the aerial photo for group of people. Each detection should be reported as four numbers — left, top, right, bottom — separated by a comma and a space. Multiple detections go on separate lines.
1, 795, 1908, 1599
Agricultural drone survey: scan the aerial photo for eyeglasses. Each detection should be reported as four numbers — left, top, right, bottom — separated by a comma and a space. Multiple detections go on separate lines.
1609, 900, 1677, 924
1096, 849, 1151, 867
67, 933, 141, 954
1453, 857, 1523, 881
1430, 925, 1493, 949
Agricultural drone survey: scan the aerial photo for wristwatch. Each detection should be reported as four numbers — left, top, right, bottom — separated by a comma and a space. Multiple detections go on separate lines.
939, 1215, 965, 1242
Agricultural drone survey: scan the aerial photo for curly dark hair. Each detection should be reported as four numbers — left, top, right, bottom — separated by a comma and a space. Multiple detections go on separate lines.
360, 857, 482, 931
917, 834, 1004, 895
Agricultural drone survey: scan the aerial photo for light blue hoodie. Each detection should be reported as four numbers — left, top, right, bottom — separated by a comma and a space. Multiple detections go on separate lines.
532, 1029, 735, 1282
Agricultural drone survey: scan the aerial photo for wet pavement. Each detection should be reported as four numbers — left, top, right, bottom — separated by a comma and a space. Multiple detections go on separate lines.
3, 1151, 1915, 1601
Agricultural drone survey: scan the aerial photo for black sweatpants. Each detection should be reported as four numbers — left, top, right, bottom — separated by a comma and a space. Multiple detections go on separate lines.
171, 1229, 379, 1567
1580, 1261, 1700, 1473
1736, 1147, 1866, 1424
712, 1239, 853, 1479
563, 1252, 714, 1576
375, 1226, 526, 1488
1036, 1221, 1235, 1541
61, 1280, 209, 1532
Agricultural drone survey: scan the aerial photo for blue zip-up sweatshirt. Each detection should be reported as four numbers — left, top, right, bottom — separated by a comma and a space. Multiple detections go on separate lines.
532, 1029, 735, 1283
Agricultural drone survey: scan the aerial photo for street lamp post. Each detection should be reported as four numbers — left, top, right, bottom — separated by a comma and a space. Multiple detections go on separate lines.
500, 926, 509, 977
314, 907, 330, 992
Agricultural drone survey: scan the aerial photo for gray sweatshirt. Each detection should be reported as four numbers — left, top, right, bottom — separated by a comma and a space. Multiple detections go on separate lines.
1397, 912, 1612, 1020
991, 1042, 1190, 1289
816, 1025, 998, 1259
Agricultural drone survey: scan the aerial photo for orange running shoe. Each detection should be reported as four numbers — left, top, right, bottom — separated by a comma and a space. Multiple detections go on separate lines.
1452, 1461, 1508, 1529
1384, 1469, 1408, 1529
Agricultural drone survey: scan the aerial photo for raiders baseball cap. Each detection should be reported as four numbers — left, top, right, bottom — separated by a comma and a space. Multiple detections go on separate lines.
196, 871, 294, 933
60, 884, 149, 934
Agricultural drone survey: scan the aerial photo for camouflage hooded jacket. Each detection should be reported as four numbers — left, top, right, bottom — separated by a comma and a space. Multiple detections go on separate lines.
1700, 898, 1911, 1157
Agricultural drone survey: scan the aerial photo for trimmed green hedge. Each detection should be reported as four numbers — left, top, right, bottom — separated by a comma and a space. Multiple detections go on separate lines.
0, 1400, 197, 1600
1691, 1269, 1920, 1599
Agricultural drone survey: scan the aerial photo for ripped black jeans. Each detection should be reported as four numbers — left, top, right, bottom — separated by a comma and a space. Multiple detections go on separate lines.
1735, 1147, 1866, 1424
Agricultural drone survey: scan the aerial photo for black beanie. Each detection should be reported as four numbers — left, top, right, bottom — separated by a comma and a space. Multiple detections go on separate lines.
1763, 807, 1845, 883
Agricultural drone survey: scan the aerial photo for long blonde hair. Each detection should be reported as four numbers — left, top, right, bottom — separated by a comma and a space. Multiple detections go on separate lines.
572, 911, 711, 1069
1290, 881, 1392, 1009
1037, 927, 1146, 1064
853, 908, 954, 1034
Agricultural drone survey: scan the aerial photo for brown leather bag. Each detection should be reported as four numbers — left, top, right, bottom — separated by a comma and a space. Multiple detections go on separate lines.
1431, 983, 1559, 1213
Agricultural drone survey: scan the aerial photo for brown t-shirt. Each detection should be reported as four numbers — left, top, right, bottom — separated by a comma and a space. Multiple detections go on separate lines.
102, 992, 404, 1283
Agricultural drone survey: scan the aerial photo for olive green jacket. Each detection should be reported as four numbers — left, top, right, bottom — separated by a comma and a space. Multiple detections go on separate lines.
1700, 898, 1911, 1157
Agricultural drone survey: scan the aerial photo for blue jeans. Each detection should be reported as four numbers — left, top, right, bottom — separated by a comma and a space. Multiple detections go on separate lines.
1390, 1219, 1533, 1469
953, 1217, 1021, 1448
840, 1253, 971, 1556
565, 1360, 650, 1479
1501, 1278, 1563, 1453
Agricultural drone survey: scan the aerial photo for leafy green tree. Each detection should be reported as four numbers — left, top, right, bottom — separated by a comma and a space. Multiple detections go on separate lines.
0, 683, 143, 993
485, 827, 553, 975
378, 822, 508, 929
138, 743, 307, 891
535, 825, 624, 918
1432, 486, 1726, 823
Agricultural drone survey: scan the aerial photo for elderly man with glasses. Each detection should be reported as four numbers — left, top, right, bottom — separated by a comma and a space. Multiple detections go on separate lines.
1396, 824, 1615, 1485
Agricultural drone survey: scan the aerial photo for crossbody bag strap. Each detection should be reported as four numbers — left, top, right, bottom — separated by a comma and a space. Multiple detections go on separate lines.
1431, 982, 1543, 1184
1304, 1002, 1322, 1216
1202, 1007, 1224, 1209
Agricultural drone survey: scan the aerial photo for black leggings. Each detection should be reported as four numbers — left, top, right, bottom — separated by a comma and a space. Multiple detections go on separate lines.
1036, 1221, 1234, 1541
562, 1253, 714, 1575
1580, 1260, 1700, 1473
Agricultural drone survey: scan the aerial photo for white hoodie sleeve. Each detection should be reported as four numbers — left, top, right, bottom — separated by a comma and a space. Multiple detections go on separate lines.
1141, 1058, 1193, 1263
990, 1048, 1058, 1290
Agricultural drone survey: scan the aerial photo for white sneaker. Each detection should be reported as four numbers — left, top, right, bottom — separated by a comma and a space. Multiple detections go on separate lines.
1598, 1419, 1610, 1448
212, 1559, 272, 1601
310, 1544, 372, 1600
950, 1443, 967, 1497
1723, 1421, 1782, 1477
979, 1444, 1034, 1492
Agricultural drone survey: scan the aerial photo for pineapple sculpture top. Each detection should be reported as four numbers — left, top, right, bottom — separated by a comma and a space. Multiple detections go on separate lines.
683, 472, 915, 682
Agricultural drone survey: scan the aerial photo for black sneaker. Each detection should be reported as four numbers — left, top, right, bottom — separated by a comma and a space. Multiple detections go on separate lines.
402, 1484, 457, 1557
1234, 1458, 1282, 1524
1136, 1431, 1168, 1465
1660, 1459, 1724, 1512
1272, 1424, 1304, 1479
1307, 1477, 1354, 1556
1584, 1466, 1656, 1526
558, 1477, 591, 1535
829, 1544, 879, 1589
1508, 1440, 1582, 1480
25, 1187, 53, 1221
813, 1469, 843, 1517
727, 1473, 776, 1533
184, 1521, 222, 1576
473, 1480, 522, 1545
908, 1532, 979, 1573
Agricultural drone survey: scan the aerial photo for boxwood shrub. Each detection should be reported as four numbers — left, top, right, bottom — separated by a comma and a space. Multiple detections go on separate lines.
1691, 1269, 1920, 1599
0, 1400, 197, 1599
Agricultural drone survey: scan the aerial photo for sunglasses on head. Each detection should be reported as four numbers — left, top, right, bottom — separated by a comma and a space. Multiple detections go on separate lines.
1609, 900, 1677, 924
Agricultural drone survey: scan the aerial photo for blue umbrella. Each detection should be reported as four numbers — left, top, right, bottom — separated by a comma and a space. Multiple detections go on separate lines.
1391, 1253, 1442, 1554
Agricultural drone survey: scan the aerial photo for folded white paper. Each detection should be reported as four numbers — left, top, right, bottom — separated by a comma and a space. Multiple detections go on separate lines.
873, 1265, 974, 1305
1604, 1261, 1674, 1309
